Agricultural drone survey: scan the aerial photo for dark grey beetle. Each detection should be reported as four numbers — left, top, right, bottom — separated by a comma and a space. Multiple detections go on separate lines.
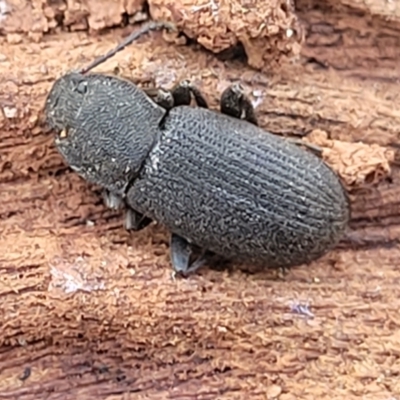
44, 21, 350, 275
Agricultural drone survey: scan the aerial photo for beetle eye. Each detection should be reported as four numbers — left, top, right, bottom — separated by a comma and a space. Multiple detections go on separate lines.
76, 81, 88, 94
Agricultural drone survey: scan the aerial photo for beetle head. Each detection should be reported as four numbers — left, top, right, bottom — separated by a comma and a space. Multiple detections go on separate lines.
43, 71, 166, 194
44, 71, 92, 134
43, 21, 176, 194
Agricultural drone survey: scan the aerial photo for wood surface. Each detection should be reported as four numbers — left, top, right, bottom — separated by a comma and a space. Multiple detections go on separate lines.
1, 0, 400, 398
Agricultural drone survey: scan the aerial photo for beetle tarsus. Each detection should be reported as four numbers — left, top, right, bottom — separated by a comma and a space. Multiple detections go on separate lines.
170, 80, 209, 108
220, 84, 323, 157
220, 82, 258, 125
170, 233, 209, 276
125, 208, 152, 231
144, 80, 209, 111
143, 87, 176, 110
103, 190, 124, 210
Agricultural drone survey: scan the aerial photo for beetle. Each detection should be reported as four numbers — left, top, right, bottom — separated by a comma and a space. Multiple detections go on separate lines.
44, 21, 350, 276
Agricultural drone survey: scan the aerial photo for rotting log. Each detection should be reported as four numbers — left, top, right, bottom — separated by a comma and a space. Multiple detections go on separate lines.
297, 0, 400, 82
1, 0, 400, 399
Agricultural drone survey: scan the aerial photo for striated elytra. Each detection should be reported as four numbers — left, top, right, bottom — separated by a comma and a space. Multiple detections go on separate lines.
43, 22, 350, 276
128, 105, 350, 270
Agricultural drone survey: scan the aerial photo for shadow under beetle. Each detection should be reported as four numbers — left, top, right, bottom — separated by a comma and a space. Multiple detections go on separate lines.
44, 21, 350, 276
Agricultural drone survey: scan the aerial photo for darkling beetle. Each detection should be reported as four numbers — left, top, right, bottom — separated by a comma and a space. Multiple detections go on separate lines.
44, 21, 350, 276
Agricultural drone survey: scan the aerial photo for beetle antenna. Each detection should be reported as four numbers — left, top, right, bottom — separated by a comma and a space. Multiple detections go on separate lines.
80, 20, 176, 74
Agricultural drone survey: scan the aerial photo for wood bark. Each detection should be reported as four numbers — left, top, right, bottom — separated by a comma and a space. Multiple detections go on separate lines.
1, 0, 400, 398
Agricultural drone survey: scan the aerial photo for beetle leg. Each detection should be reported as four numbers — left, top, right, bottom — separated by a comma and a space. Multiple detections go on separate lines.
220, 82, 258, 126
125, 208, 152, 231
170, 233, 208, 276
170, 80, 209, 108
102, 189, 124, 210
220, 84, 324, 157
142, 87, 176, 110
143, 81, 209, 110
102, 189, 151, 231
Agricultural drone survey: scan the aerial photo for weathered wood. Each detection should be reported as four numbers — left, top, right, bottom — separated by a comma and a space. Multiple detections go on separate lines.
1, 0, 400, 398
